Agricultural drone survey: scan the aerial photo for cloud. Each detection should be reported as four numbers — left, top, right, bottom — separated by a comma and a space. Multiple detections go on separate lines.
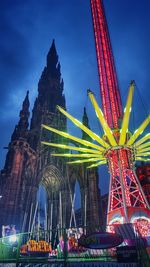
0, 0, 150, 194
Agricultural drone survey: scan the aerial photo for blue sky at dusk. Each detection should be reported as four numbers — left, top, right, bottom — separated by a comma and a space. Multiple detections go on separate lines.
0, 0, 150, 196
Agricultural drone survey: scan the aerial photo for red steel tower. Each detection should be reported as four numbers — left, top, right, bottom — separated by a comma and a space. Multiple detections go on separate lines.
90, 0, 150, 233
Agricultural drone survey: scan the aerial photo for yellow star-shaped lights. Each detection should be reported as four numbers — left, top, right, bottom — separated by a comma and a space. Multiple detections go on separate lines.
41, 81, 150, 168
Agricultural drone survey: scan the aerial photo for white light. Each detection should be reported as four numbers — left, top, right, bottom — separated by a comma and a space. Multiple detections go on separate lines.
9, 235, 17, 243
0, 196, 2, 199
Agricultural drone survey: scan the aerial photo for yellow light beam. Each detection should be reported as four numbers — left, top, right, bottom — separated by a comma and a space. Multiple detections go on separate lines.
136, 147, 150, 153
127, 115, 150, 146
42, 124, 105, 152
88, 90, 117, 146
135, 157, 150, 162
87, 160, 107, 168
136, 152, 150, 157
134, 133, 150, 147
51, 153, 104, 158
136, 141, 150, 150
57, 105, 109, 148
119, 82, 134, 145
41, 141, 103, 155
67, 157, 106, 164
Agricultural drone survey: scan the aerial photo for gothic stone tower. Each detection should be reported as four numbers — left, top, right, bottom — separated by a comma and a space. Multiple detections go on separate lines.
0, 40, 101, 233
28, 40, 71, 231
0, 92, 36, 230
82, 108, 101, 231
67, 108, 101, 232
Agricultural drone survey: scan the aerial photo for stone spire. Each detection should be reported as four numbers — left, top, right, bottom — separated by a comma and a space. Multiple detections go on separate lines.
46, 39, 58, 72
82, 107, 92, 142
30, 40, 65, 131
11, 91, 30, 141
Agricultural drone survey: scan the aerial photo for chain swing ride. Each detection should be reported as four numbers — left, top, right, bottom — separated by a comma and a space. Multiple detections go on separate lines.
41, 0, 150, 236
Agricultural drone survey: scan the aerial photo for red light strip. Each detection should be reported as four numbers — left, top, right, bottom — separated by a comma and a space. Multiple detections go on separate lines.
91, 0, 122, 128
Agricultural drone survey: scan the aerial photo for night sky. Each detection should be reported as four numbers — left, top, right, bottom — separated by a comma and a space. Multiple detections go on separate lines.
0, 0, 150, 196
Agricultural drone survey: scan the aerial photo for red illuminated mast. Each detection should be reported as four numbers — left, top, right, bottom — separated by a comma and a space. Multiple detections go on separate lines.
91, 0, 122, 129
90, 0, 150, 232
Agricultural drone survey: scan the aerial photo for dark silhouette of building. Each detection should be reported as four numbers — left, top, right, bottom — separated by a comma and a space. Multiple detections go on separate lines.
0, 40, 101, 234
101, 193, 108, 227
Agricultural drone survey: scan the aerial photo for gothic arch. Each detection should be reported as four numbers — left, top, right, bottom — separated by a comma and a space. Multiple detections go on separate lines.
40, 164, 65, 197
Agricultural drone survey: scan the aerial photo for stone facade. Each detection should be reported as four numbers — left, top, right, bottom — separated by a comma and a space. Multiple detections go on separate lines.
0, 40, 101, 234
